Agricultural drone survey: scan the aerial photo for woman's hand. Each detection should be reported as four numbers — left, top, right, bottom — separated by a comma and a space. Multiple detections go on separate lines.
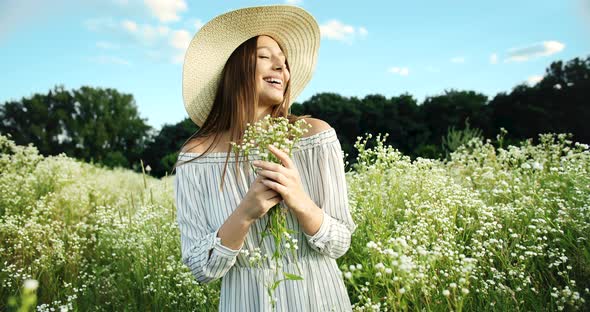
252, 144, 311, 214
238, 174, 283, 223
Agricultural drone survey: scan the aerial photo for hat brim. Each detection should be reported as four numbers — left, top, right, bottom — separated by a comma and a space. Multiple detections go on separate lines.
182, 5, 320, 127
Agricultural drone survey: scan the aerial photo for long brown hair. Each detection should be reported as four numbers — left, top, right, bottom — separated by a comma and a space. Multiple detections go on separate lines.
172, 35, 310, 192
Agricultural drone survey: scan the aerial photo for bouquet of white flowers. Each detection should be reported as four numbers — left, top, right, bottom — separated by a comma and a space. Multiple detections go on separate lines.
230, 115, 312, 309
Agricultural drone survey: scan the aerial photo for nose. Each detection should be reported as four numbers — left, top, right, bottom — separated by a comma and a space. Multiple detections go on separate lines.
272, 57, 285, 71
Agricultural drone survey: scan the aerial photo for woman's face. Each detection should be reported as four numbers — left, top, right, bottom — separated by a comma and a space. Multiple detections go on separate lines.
255, 35, 290, 113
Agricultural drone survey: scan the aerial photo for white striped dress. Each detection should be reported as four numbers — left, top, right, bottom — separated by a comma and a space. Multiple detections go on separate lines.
174, 128, 357, 311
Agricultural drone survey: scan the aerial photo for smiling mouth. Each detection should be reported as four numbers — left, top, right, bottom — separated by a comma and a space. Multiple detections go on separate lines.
264, 79, 283, 91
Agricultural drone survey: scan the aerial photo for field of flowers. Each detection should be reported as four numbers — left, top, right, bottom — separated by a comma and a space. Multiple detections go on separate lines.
1, 130, 589, 311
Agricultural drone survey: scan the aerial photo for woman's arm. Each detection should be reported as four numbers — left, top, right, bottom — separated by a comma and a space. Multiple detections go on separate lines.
175, 166, 251, 284
217, 205, 254, 250
297, 134, 357, 259
293, 198, 324, 237
296, 192, 357, 260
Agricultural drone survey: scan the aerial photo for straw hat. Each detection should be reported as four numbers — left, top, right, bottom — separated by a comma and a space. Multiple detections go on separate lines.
182, 5, 321, 127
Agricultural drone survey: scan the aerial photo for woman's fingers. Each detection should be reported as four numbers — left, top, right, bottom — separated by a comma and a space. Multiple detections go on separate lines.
262, 189, 281, 199
267, 144, 294, 169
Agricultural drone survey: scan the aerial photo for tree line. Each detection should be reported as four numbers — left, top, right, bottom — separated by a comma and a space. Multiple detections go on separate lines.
1, 55, 588, 178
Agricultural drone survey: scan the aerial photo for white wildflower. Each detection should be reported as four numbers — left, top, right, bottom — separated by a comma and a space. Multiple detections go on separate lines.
23, 279, 39, 291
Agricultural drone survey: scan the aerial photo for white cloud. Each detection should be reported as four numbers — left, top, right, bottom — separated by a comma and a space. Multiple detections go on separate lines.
122, 19, 138, 32
172, 53, 185, 64
388, 67, 410, 76
182, 18, 203, 31
144, 0, 187, 23
88, 55, 131, 66
450, 57, 465, 64
170, 29, 191, 50
320, 20, 354, 41
86, 13, 193, 64
89, 17, 165, 46
526, 75, 543, 86
169, 29, 191, 63
119, 20, 174, 46
490, 53, 498, 64
505, 40, 565, 62
319, 20, 367, 43
96, 41, 119, 49
285, 0, 303, 4
193, 18, 204, 30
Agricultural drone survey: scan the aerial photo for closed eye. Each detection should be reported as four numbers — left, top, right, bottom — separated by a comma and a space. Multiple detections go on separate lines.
259, 55, 286, 63
258, 55, 288, 69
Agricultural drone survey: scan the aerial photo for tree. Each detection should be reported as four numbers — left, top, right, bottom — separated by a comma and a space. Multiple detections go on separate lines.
0, 85, 152, 170
68, 86, 151, 169
297, 92, 362, 162
421, 90, 490, 149
0, 85, 75, 156
490, 56, 590, 145
141, 118, 198, 177
385, 93, 425, 157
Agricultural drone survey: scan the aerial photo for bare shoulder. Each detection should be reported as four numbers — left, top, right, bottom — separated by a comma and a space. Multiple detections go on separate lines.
181, 130, 234, 153
301, 117, 334, 138
181, 136, 217, 154
181, 137, 205, 153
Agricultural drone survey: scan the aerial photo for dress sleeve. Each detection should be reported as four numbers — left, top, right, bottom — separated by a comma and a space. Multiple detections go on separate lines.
174, 164, 242, 284
301, 131, 358, 259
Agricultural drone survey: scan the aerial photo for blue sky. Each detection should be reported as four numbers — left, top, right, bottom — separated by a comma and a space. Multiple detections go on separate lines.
1, 0, 589, 130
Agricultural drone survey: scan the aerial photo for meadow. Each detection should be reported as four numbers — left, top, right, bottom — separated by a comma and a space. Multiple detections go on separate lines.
1, 130, 588, 311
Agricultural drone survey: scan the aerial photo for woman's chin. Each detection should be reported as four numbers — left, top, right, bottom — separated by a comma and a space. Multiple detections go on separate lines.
259, 95, 284, 106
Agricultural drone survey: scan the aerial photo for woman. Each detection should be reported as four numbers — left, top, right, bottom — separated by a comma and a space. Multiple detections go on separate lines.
173, 5, 357, 311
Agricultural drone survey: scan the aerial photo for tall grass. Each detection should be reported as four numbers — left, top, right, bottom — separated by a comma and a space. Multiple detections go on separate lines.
341, 130, 589, 311
1, 130, 588, 311
0, 135, 217, 311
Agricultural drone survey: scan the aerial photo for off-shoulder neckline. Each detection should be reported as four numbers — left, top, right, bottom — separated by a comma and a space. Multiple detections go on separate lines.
178, 127, 336, 162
